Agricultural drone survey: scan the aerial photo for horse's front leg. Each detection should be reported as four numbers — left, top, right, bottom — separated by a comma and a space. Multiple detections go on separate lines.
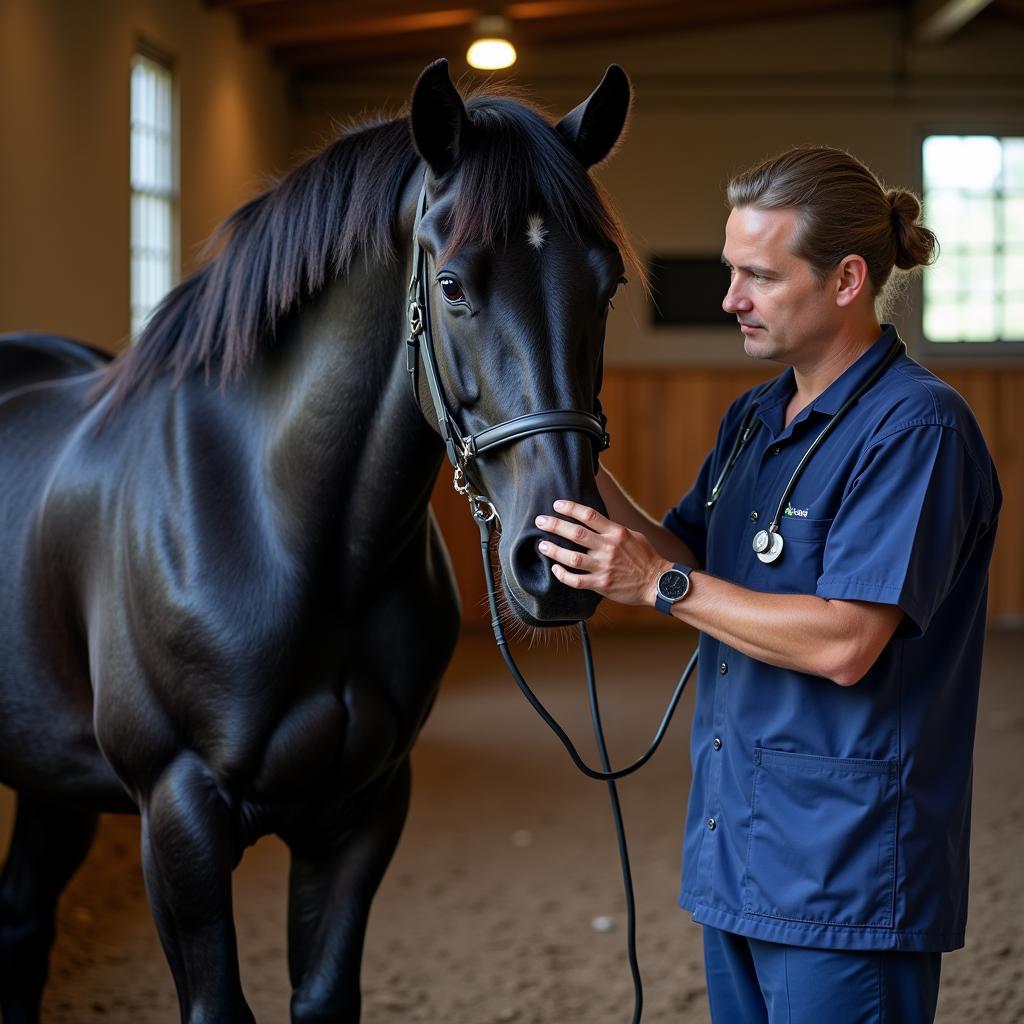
0, 794, 98, 1024
284, 758, 411, 1024
140, 751, 254, 1024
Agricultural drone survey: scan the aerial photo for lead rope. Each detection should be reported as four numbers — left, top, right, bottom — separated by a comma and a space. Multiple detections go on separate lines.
470, 502, 698, 1024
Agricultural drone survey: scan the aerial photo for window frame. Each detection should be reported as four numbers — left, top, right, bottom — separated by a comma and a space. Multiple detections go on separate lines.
130, 40, 179, 341
912, 120, 1024, 362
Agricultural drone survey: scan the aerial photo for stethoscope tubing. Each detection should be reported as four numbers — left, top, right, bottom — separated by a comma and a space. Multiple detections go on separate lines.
709, 338, 905, 560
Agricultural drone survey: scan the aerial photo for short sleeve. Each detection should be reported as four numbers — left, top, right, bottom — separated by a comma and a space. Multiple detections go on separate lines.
816, 423, 995, 637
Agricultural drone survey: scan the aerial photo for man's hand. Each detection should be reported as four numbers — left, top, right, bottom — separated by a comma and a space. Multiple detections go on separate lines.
535, 500, 671, 607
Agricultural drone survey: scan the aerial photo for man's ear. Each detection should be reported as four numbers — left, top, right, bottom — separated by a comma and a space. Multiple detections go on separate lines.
555, 65, 631, 169
410, 58, 471, 177
834, 254, 870, 307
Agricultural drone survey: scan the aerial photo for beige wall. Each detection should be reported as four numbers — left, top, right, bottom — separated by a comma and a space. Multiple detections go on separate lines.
0, 0, 293, 353
291, 7, 1024, 367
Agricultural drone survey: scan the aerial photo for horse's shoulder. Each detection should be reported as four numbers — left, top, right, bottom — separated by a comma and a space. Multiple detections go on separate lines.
0, 332, 111, 396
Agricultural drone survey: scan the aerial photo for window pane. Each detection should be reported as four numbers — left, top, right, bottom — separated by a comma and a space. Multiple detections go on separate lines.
925, 190, 964, 244
924, 302, 962, 341
131, 50, 176, 338
924, 252, 962, 300
1005, 139, 1024, 190
922, 134, 1024, 345
1003, 250, 1024, 295
965, 253, 997, 297
962, 196, 996, 247
1003, 300, 1024, 339
1006, 198, 1024, 242
959, 300, 996, 340
924, 135, 1001, 192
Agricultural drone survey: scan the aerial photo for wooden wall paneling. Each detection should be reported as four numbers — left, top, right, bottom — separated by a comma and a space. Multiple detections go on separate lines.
933, 368, 1021, 623
939, 369, 999, 449
592, 371, 649, 628
430, 466, 490, 628
992, 371, 1024, 621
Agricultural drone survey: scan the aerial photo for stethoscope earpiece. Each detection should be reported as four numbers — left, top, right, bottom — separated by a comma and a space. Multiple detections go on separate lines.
753, 528, 784, 564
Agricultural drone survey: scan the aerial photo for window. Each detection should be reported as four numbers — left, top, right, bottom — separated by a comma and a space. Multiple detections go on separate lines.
130, 49, 177, 339
922, 134, 1024, 345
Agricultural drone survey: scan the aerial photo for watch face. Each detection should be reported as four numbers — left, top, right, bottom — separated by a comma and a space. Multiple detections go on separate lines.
658, 568, 689, 601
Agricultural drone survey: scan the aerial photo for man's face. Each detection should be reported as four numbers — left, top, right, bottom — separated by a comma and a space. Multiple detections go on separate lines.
721, 206, 839, 366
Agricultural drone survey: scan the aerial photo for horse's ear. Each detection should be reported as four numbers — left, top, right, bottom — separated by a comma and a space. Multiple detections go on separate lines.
410, 58, 470, 177
556, 65, 632, 169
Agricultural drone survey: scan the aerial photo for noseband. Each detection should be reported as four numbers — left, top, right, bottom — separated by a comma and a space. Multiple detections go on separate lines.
404, 178, 609, 521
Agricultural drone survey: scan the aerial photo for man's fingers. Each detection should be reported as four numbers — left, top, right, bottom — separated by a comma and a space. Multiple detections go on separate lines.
538, 540, 590, 570
550, 563, 594, 589
552, 500, 613, 533
534, 501, 616, 545
534, 513, 599, 547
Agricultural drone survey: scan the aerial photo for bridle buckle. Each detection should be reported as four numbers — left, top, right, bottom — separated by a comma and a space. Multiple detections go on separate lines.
453, 465, 499, 526
408, 300, 423, 338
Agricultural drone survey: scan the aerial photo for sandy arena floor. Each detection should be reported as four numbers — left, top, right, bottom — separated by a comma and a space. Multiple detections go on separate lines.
7, 627, 1023, 1022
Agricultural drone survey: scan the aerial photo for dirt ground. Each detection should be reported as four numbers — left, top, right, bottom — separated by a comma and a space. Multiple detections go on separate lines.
8, 627, 1023, 1023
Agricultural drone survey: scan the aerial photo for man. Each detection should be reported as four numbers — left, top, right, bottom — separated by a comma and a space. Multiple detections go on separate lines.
535, 146, 1001, 1023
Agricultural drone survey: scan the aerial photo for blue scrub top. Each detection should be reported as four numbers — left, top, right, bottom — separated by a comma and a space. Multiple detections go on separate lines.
663, 326, 1001, 952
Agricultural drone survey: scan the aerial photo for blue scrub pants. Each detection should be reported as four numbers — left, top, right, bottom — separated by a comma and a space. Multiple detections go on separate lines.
702, 926, 942, 1024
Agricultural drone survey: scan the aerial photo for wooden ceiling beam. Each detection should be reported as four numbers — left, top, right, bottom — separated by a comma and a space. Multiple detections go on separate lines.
269, 0, 888, 68
244, 6, 478, 48
212, 0, 1014, 73
912, 0, 995, 41
273, 29, 469, 69
508, 0, 854, 40
207, 0, 295, 9
232, 0, 888, 53
507, 0, 681, 18
506, 0, 868, 22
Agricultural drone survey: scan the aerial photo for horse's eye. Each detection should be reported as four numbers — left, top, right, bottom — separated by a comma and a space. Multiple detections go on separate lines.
438, 276, 465, 304
608, 275, 628, 311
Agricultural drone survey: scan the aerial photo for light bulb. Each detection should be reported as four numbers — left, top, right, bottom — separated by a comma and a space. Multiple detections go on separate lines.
467, 36, 516, 70
467, 14, 516, 70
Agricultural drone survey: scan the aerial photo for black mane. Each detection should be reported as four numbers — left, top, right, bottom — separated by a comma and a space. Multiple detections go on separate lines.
98, 91, 636, 407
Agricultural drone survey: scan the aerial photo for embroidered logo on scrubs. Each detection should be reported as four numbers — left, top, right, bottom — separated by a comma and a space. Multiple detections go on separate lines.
783, 504, 809, 518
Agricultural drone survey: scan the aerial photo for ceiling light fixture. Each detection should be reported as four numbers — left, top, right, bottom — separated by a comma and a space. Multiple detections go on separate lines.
466, 14, 517, 70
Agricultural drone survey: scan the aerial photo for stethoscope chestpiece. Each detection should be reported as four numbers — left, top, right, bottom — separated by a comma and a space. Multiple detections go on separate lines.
752, 528, 784, 564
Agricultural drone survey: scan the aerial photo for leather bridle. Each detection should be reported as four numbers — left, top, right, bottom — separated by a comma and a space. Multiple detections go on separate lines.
404, 178, 610, 524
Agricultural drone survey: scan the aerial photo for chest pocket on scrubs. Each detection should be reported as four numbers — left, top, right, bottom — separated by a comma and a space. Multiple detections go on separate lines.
743, 747, 898, 928
769, 516, 832, 589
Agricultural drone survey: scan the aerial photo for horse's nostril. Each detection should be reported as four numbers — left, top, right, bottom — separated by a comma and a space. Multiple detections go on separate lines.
510, 529, 559, 597
505, 528, 600, 624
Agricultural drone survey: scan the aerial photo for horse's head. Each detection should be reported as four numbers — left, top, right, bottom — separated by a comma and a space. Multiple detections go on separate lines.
408, 60, 633, 627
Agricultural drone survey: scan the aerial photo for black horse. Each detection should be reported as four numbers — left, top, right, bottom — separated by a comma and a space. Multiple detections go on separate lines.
0, 60, 634, 1023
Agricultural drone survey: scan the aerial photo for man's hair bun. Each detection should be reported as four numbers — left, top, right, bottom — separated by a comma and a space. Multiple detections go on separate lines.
887, 189, 938, 270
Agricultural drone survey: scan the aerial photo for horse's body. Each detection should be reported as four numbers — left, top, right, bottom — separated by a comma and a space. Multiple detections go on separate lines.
0, 61, 632, 1022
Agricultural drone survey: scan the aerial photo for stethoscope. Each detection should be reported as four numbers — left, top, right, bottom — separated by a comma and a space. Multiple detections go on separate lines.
706, 337, 905, 565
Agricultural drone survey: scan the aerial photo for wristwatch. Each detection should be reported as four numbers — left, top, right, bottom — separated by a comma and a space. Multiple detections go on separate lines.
655, 563, 692, 615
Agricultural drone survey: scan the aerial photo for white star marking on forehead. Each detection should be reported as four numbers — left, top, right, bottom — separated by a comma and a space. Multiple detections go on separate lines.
526, 213, 548, 251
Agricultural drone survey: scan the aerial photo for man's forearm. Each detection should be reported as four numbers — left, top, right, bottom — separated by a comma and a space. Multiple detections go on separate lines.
596, 464, 698, 566
669, 571, 903, 686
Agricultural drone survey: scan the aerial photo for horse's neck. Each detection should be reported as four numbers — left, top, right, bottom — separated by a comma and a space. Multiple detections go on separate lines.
246, 266, 443, 558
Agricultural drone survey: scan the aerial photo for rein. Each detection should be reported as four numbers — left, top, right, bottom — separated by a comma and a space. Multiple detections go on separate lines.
405, 177, 697, 1024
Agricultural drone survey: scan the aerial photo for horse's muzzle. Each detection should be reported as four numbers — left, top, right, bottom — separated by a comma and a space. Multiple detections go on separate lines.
504, 527, 602, 625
